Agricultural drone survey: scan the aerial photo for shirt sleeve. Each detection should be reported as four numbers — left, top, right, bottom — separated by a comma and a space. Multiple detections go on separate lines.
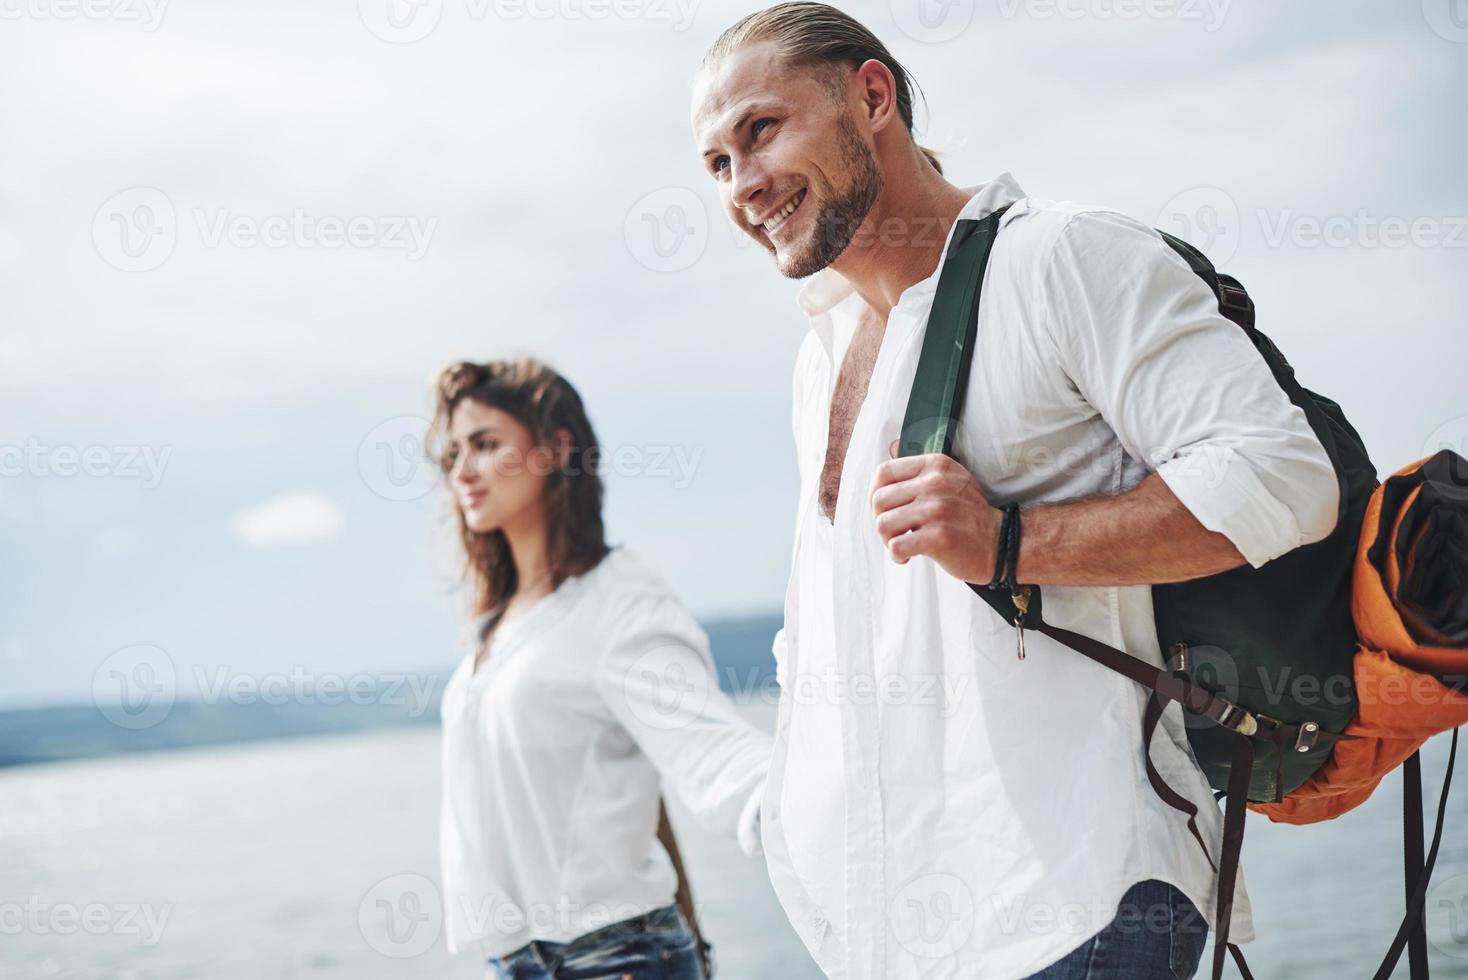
771, 626, 788, 691
1036, 209, 1340, 568
594, 587, 771, 857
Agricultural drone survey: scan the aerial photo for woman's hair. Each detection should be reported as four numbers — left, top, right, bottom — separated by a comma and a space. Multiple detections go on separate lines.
701, 1, 943, 175
430, 357, 610, 619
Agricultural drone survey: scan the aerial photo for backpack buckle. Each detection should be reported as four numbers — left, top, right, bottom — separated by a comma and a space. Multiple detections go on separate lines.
1294, 721, 1321, 753
1216, 701, 1259, 737
1166, 642, 1190, 674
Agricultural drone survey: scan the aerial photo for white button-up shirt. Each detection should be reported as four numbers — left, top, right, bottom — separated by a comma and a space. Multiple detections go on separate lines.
762, 173, 1340, 979
439, 546, 771, 957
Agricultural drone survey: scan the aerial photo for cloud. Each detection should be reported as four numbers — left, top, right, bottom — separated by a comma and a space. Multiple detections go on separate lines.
231, 491, 343, 548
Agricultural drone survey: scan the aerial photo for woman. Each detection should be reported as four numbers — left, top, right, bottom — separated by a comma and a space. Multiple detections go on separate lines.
432, 357, 772, 979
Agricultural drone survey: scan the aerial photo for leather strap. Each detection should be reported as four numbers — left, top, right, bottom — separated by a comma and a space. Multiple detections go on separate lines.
1211, 735, 1255, 980
1142, 666, 1217, 872
1404, 751, 1430, 980
658, 799, 714, 977
1030, 619, 1346, 748
1371, 729, 1459, 980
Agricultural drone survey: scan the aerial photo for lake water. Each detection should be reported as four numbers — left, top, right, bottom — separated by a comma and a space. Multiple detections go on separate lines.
1, 701, 1464, 979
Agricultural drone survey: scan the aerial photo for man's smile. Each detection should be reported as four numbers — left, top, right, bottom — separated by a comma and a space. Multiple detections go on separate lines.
756, 187, 807, 235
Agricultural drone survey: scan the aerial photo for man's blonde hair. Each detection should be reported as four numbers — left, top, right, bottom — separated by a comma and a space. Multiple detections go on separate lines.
702, 1, 943, 175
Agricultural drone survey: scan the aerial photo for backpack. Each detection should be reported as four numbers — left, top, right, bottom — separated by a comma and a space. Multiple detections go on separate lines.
900, 202, 1465, 980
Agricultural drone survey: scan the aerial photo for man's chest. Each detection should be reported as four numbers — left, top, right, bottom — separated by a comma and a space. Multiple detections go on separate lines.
817, 308, 885, 523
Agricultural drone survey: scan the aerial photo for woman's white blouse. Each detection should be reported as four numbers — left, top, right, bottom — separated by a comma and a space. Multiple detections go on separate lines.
438, 545, 772, 957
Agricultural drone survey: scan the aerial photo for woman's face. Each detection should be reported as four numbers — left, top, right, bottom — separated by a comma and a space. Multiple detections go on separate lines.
443, 399, 562, 536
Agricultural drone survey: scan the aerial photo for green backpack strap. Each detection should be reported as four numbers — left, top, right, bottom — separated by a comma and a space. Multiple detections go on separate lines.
898, 205, 1009, 459
897, 204, 1040, 628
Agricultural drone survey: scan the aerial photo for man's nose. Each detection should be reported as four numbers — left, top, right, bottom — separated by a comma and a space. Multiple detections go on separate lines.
730, 157, 772, 213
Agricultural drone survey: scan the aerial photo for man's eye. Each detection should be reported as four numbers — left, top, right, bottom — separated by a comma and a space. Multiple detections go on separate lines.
711, 119, 775, 176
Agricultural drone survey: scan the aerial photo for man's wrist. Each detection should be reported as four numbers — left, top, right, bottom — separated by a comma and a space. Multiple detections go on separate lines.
987, 503, 1023, 593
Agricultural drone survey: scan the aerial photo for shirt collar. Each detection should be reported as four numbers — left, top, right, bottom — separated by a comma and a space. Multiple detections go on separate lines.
795, 171, 1027, 360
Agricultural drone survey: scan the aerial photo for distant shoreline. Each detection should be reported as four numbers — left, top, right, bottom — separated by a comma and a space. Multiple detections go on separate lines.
0, 613, 781, 769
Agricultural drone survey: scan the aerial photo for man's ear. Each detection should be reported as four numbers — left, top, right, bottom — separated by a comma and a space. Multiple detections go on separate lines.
852, 57, 899, 135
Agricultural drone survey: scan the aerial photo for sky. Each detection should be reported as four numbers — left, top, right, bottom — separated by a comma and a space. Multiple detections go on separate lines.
1, 0, 1464, 707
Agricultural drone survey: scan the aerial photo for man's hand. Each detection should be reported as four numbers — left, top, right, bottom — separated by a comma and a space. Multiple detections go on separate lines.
870, 440, 1001, 583
870, 439, 1251, 588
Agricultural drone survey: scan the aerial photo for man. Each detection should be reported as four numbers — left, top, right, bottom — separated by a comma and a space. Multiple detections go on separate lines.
689, 4, 1340, 979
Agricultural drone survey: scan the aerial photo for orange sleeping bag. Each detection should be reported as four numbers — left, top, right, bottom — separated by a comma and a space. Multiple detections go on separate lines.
1254, 449, 1468, 824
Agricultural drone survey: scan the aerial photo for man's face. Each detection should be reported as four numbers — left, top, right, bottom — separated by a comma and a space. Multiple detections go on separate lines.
691, 40, 883, 279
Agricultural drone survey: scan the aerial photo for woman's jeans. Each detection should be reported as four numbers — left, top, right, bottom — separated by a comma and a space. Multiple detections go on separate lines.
1025, 878, 1211, 980
488, 904, 706, 980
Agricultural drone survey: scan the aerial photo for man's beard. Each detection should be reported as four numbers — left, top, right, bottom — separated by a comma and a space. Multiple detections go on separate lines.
772, 112, 884, 280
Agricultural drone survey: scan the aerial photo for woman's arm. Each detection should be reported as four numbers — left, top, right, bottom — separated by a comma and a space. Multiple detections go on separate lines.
594, 589, 772, 857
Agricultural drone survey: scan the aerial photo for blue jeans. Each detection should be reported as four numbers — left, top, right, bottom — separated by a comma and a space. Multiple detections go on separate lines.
488, 904, 707, 980
1024, 879, 1210, 980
